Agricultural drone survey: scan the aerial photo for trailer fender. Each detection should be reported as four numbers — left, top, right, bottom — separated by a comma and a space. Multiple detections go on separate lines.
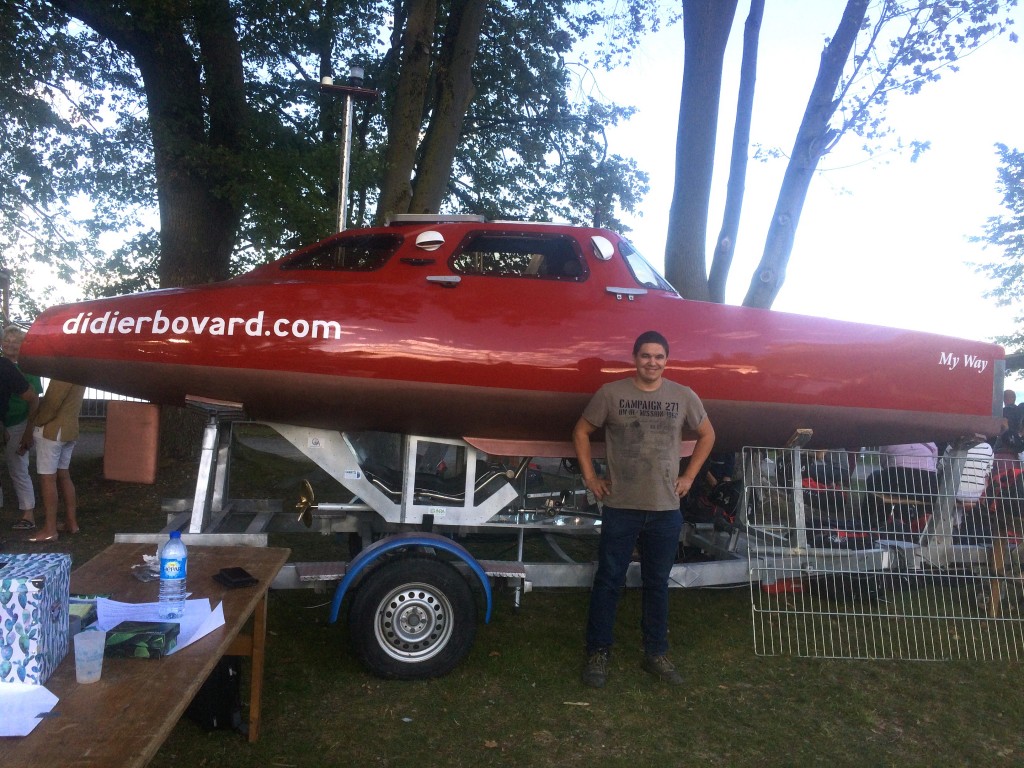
328, 531, 493, 624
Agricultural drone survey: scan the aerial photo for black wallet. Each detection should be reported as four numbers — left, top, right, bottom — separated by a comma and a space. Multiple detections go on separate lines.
213, 566, 258, 588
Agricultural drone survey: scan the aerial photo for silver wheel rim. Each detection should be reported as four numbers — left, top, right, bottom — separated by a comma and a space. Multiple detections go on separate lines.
373, 581, 454, 663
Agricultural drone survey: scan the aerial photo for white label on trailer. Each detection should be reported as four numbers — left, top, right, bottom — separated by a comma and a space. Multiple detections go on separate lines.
429, 507, 447, 518
343, 470, 362, 480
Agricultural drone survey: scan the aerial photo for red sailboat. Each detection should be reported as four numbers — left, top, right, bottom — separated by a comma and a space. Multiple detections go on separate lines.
20, 215, 1004, 453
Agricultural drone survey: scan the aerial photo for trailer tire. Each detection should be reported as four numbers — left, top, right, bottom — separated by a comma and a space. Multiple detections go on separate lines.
349, 556, 477, 680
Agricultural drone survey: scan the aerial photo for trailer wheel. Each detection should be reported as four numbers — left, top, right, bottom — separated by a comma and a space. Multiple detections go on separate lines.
349, 556, 477, 680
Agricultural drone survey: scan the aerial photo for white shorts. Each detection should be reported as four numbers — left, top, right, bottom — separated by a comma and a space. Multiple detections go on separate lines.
34, 426, 76, 474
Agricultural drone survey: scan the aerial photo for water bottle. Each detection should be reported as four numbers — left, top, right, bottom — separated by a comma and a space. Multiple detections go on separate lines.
158, 531, 188, 619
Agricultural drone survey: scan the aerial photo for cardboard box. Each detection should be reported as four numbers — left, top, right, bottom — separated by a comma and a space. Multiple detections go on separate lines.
104, 401, 160, 483
0, 553, 71, 685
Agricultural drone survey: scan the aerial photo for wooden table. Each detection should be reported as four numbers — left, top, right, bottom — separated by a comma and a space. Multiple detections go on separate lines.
1, 543, 290, 767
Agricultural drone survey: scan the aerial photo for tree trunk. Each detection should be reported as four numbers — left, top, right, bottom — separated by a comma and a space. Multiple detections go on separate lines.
376, 0, 437, 222
742, 0, 869, 309
664, 0, 738, 301
707, 0, 763, 304
53, 0, 249, 459
54, 0, 248, 289
409, 0, 488, 212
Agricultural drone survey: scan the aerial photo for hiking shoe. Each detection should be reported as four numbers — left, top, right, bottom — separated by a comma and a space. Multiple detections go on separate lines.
641, 654, 684, 685
581, 650, 610, 688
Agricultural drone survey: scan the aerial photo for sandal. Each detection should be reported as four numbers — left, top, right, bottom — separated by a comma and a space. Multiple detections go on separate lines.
11, 519, 35, 531
27, 533, 58, 543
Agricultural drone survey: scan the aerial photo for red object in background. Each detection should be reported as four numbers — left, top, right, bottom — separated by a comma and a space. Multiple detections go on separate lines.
103, 401, 160, 483
21, 218, 1004, 454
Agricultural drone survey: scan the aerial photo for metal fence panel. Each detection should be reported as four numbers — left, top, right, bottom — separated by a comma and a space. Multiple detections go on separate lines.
743, 445, 1024, 661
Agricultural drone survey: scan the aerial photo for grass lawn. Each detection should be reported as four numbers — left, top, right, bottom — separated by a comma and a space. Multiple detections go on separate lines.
3, 423, 1022, 767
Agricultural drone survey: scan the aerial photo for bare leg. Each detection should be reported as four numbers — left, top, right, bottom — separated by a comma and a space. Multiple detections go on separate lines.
58, 468, 78, 533
31, 473, 59, 540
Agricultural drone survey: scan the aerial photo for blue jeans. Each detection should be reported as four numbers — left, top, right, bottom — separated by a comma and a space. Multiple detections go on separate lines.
585, 506, 683, 656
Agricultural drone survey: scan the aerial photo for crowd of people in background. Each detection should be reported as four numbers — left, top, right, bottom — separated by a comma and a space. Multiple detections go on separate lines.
0, 324, 86, 546
784, 389, 1024, 543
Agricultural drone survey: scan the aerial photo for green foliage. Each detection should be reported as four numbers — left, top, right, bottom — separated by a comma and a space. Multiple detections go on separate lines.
450, 91, 649, 230
1, 0, 161, 309
828, 0, 1018, 159
975, 143, 1024, 349
1, 0, 657, 316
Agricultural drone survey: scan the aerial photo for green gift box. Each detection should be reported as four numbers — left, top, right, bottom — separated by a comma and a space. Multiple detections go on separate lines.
104, 621, 180, 659
69, 600, 98, 634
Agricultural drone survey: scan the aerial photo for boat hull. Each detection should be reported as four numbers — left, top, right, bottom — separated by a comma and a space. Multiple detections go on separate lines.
20, 220, 1004, 452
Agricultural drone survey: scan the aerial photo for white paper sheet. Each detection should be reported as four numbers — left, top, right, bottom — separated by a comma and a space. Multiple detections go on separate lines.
0, 682, 58, 736
174, 601, 225, 653
96, 597, 225, 654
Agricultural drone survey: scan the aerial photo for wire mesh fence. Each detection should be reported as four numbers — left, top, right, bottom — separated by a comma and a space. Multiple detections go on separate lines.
742, 445, 1024, 660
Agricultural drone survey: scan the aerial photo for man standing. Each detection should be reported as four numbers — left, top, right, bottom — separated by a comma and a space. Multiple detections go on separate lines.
574, 330, 715, 688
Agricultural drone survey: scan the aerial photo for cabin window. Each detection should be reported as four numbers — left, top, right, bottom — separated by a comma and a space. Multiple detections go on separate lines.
450, 233, 587, 281
619, 239, 677, 293
280, 234, 402, 272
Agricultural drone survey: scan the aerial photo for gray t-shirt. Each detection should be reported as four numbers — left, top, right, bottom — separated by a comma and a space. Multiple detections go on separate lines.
582, 378, 707, 511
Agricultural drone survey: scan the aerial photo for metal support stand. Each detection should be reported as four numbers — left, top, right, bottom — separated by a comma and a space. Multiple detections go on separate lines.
184, 398, 246, 534
514, 527, 526, 609
318, 71, 379, 232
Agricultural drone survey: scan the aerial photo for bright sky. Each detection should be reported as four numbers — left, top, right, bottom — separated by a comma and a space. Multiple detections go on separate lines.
594, 1, 1024, 354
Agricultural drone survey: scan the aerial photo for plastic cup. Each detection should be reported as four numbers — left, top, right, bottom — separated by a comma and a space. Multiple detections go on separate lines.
73, 629, 106, 684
